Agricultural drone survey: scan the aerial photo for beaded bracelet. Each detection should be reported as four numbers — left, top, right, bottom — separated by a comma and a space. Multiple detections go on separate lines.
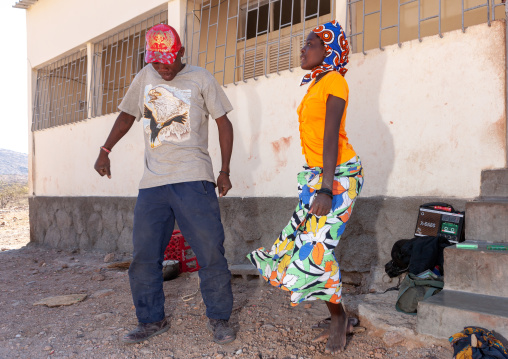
317, 187, 333, 198
219, 170, 230, 176
100, 146, 111, 154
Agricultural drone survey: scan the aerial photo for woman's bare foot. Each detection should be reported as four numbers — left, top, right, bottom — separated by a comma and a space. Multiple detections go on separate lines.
311, 317, 357, 342
324, 302, 347, 354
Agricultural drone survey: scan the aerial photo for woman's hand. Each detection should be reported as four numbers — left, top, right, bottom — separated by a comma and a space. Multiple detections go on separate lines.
310, 193, 332, 216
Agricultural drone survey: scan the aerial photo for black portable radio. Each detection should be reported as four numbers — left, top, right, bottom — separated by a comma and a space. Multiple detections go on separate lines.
414, 202, 465, 243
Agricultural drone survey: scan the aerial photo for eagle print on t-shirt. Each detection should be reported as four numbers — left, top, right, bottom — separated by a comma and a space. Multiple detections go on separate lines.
142, 84, 191, 148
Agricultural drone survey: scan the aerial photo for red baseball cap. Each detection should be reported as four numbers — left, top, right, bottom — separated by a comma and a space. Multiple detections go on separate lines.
145, 24, 182, 65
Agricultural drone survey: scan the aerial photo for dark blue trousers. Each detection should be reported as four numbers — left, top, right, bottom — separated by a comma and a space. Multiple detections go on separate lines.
128, 181, 233, 323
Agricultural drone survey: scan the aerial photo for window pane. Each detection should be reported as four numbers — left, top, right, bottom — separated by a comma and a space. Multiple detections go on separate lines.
274, 0, 301, 30
305, 0, 331, 20
247, 4, 270, 39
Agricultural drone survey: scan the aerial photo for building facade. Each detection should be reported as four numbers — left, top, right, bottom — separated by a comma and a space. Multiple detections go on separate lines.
20, 0, 507, 289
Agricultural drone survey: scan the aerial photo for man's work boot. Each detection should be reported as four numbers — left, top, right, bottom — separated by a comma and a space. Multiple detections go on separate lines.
122, 317, 170, 344
207, 318, 236, 344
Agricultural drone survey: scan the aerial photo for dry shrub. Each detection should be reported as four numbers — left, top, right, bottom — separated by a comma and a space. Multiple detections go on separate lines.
0, 181, 28, 208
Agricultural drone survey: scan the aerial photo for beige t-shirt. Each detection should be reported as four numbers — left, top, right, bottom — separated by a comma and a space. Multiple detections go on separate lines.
119, 64, 233, 189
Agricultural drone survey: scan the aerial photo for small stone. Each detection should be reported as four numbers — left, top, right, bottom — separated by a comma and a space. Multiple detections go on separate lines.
33, 294, 87, 307
304, 303, 312, 309
104, 253, 115, 263
235, 349, 242, 355
15, 334, 21, 338
382, 331, 404, 347
375, 354, 383, 358
91, 274, 106, 281
91, 289, 114, 298
43, 346, 53, 351
94, 312, 113, 320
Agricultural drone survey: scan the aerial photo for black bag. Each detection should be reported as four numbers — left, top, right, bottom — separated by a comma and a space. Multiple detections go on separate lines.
385, 236, 453, 278
384, 239, 412, 278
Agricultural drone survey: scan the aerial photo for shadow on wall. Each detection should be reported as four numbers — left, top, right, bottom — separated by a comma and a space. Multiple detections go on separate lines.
337, 50, 396, 291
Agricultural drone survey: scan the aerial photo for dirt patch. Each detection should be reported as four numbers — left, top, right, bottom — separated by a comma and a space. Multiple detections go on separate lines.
0, 204, 453, 358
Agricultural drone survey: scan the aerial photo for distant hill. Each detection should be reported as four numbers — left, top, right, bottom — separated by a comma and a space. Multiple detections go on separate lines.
0, 149, 28, 177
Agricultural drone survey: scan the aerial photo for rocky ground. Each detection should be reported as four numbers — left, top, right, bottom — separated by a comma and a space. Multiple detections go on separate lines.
0, 201, 453, 359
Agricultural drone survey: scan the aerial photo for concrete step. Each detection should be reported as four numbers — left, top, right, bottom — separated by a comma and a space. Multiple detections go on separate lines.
480, 168, 508, 197
444, 243, 508, 297
357, 291, 449, 349
417, 290, 508, 345
465, 199, 508, 243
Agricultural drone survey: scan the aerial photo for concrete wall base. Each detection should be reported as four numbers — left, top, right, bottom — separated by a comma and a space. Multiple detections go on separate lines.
29, 195, 468, 289
417, 290, 508, 346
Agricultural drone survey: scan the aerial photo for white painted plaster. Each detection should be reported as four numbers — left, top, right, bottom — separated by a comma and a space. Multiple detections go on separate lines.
26, 0, 170, 68
33, 114, 144, 197
31, 19, 505, 198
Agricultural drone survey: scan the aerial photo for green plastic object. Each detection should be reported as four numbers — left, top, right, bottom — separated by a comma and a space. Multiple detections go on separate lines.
487, 245, 508, 251
456, 243, 478, 249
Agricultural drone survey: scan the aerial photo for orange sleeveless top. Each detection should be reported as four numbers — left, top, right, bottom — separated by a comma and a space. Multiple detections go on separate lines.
297, 71, 356, 168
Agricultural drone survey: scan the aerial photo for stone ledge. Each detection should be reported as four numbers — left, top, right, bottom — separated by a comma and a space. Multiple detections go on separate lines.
357, 291, 449, 350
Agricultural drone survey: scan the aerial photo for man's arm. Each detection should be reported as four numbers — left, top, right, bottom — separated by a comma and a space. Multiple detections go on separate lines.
94, 111, 136, 179
215, 114, 233, 197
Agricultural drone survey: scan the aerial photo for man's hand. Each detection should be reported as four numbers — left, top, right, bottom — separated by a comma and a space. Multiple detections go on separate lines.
93, 111, 136, 180
309, 193, 332, 216
217, 172, 232, 197
94, 151, 111, 179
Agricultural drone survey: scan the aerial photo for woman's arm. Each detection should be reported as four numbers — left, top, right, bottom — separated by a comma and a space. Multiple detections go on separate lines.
309, 95, 346, 216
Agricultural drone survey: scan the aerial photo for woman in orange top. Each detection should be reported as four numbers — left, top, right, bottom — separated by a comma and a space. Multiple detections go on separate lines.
248, 20, 364, 354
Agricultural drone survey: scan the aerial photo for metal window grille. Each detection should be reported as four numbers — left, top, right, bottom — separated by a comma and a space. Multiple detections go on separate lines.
32, 49, 88, 131
183, 0, 335, 86
345, 0, 506, 55
90, 10, 168, 117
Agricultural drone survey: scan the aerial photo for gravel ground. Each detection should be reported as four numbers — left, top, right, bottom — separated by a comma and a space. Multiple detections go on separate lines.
0, 203, 453, 359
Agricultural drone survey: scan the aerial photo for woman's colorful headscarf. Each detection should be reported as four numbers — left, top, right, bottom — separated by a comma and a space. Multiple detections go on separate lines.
300, 20, 350, 86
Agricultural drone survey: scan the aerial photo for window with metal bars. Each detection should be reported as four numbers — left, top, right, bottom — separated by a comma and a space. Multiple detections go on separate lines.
345, 0, 506, 55
31, 49, 88, 131
90, 10, 168, 117
183, 0, 334, 86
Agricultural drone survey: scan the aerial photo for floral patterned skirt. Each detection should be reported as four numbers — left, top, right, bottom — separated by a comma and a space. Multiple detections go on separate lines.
247, 156, 364, 306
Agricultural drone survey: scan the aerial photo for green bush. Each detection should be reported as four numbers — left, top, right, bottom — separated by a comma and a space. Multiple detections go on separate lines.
0, 182, 28, 208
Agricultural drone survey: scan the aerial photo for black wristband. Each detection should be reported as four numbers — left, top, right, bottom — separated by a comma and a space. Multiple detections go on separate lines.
219, 170, 230, 176
317, 187, 333, 198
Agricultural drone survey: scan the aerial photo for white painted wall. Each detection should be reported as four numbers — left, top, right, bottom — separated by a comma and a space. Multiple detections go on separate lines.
31, 19, 506, 198
26, 0, 171, 68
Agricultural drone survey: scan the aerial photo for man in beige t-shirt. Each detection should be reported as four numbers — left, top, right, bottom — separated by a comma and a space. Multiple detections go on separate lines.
94, 24, 235, 345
